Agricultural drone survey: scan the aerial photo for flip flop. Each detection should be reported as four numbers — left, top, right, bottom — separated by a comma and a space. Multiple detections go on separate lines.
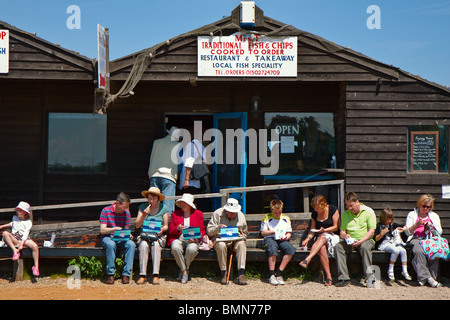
12, 252, 20, 261
299, 259, 308, 269
32, 266, 40, 277
325, 278, 333, 286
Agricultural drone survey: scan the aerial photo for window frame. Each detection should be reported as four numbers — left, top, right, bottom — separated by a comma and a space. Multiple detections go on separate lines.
46, 112, 108, 174
407, 125, 449, 174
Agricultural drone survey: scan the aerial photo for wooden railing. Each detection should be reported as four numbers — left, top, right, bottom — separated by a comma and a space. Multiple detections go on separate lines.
0, 179, 345, 219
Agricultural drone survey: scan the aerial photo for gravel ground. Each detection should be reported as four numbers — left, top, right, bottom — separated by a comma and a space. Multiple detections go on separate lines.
0, 274, 448, 301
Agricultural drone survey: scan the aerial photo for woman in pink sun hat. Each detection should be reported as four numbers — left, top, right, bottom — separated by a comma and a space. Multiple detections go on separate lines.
0, 201, 40, 276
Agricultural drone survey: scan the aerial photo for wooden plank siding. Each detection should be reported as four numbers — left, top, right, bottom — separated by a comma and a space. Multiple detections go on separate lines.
0, 24, 94, 81
111, 39, 394, 83
345, 81, 450, 238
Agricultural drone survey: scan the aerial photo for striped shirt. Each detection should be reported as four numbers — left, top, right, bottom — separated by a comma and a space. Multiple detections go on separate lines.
99, 204, 131, 230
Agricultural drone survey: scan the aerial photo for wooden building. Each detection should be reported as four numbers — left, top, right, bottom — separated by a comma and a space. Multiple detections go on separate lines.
0, 5, 449, 238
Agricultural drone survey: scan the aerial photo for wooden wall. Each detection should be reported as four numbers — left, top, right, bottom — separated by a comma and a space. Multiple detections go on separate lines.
1, 29, 93, 81
345, 81, 450, 238
0, 79, 342, 223
3, 15, 449, 231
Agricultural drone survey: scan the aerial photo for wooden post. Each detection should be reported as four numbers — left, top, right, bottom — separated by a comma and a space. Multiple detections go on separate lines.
12, 259, 23, 281
302, 187, 309, 212
105, 28, 110, 93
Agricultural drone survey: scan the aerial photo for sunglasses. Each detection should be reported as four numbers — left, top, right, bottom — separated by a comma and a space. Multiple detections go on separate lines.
422, 205, 432, 210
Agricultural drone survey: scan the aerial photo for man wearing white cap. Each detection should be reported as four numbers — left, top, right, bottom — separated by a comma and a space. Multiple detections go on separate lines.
207, 198, 248, 285
147, 126, 181, 213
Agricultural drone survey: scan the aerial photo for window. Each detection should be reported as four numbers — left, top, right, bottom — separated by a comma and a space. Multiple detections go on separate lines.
47, 113, 107, 173
264, 112, 337, 180
407, 125, 448, 173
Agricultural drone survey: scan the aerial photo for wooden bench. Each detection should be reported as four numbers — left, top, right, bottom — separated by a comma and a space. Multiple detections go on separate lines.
0, 212, 394, 280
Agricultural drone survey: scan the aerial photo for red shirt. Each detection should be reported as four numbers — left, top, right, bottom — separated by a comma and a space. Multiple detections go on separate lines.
168, 208, 205, 246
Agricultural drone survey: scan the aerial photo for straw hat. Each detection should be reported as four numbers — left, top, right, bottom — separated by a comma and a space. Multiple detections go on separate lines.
175, 193, 196, 210
15, 201, 31, 215
141, 187, 165, 201
223, 198, 241, 213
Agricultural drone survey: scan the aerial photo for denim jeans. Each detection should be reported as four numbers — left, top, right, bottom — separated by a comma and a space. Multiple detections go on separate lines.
150, 176, 176, 213
101, 236, 136, 277
264, 237, 296, 257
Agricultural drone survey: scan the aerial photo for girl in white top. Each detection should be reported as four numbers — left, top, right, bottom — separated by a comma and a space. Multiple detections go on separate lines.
0, 201, 40, 276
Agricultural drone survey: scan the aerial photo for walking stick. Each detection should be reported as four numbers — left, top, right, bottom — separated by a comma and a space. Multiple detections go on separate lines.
226, 241, 235, 284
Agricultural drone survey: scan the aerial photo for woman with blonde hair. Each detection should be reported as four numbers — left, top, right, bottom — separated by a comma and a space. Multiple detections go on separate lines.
299, 195, 340, 286
404, 193, 443, 287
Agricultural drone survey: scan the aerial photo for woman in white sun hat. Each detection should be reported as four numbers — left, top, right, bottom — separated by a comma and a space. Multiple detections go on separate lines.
0, 201, 40, 276
168, 193, 206, 283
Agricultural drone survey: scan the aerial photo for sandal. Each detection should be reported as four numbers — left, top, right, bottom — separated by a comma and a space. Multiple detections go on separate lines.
12, 252, 20, 261
299, 260, 308, 269
324, 278, 333, 286
32, 266, 40, 277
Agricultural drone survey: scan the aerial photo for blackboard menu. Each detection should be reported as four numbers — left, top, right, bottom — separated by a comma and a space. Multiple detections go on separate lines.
410, 131, 439, 172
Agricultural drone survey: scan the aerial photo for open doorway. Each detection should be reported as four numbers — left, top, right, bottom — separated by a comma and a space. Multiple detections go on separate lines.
165, 113, 214, 212
164, 112, 249, 213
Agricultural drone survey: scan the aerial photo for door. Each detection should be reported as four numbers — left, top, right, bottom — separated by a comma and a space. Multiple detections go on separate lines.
212, 112, 248, 213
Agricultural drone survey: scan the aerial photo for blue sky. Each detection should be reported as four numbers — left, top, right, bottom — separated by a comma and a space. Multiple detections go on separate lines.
2, 0, 450, 86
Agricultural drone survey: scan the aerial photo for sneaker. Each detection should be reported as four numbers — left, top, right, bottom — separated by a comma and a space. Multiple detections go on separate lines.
269, 275, 279, 285
276, 276, 285, 285
401, 271, 412, 281
335, 279, 350, 287
387, 270, 395, 282
32, 266, 40, 277
428, 278, 442, 288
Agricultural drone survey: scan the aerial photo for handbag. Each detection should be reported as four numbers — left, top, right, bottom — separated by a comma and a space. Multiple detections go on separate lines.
198, 234, 214, 251
420, 231, 450, 260
190, 142, 210, 179
140, 232, 159, 243
189, 141, 211, 193
190, 162, 210, 179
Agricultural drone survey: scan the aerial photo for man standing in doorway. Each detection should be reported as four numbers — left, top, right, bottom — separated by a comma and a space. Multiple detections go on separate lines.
334, 191, 376, 287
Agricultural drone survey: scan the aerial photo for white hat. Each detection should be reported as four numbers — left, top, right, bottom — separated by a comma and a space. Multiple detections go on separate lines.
15, 201, 31, 215
166, 126, 181, 140
175, 193, 196, 210
223, 198, 241, 213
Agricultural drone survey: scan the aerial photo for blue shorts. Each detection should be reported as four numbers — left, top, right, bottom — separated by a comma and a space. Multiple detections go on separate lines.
264, 236, 296, 257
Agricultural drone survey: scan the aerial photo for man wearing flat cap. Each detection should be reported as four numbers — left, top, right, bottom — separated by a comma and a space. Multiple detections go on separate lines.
207, 198, 248, 285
